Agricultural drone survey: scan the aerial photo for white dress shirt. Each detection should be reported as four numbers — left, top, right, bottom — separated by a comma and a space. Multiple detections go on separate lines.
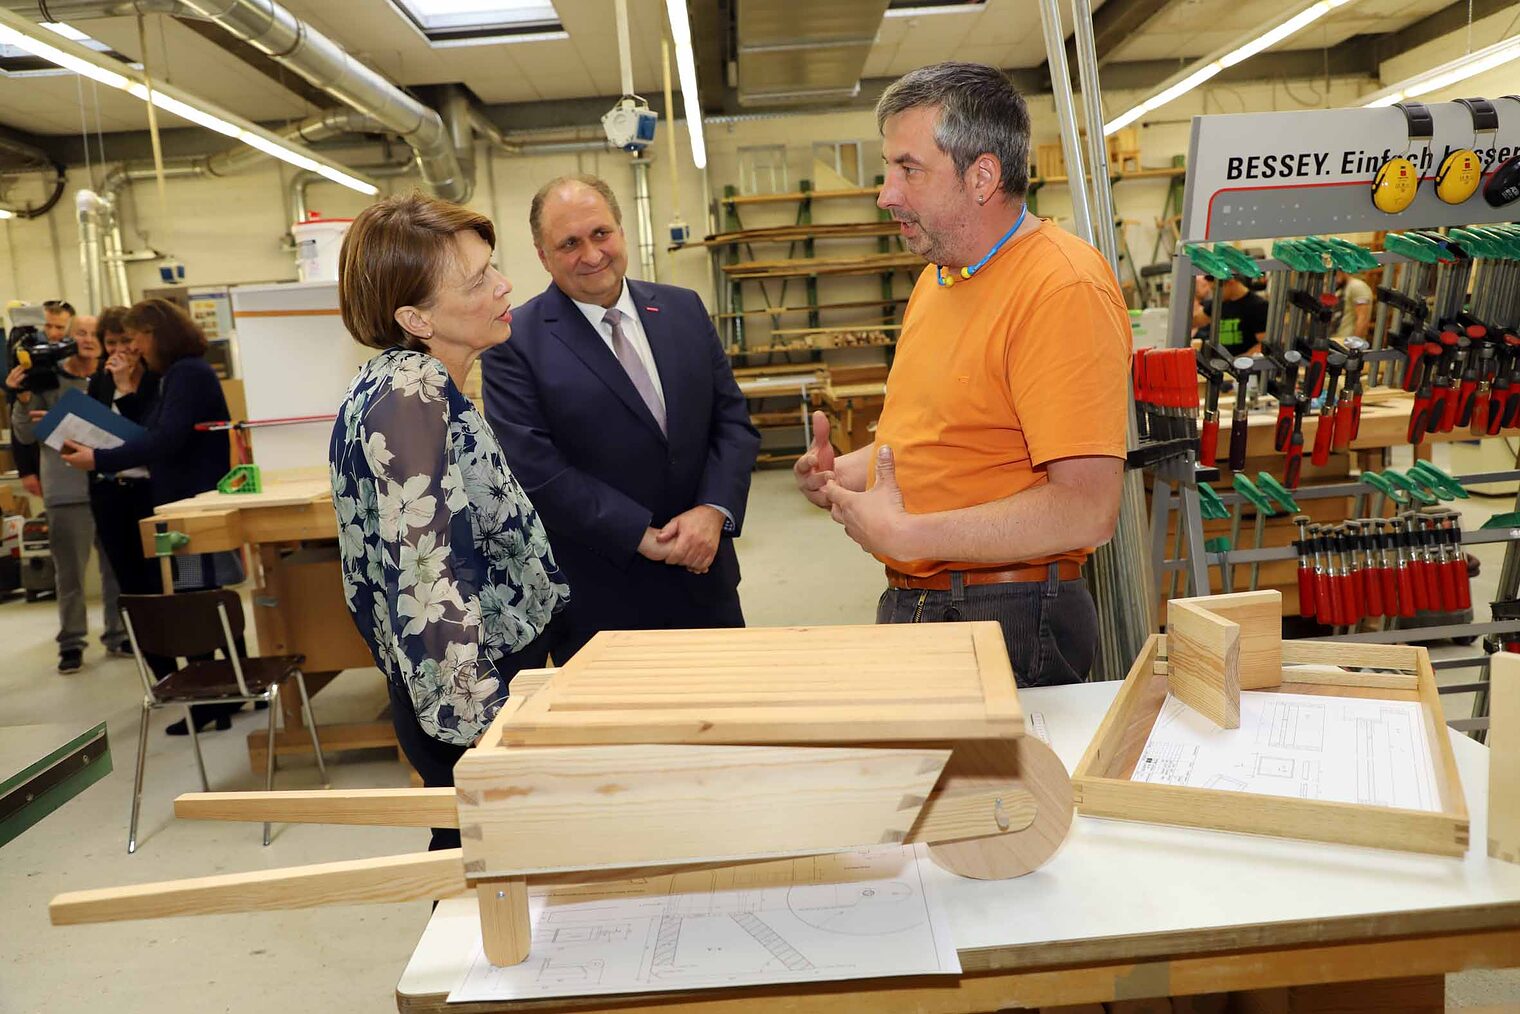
570, 281, 666, 411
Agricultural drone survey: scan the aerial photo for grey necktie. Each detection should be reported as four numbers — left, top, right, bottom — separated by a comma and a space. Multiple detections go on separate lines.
603, 307, 666, 434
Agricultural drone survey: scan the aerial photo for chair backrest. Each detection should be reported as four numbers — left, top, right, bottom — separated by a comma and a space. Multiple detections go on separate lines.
119, 590, 250, 698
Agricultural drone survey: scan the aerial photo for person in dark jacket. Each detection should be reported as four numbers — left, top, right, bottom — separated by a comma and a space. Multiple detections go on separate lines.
60, 298, 235, 735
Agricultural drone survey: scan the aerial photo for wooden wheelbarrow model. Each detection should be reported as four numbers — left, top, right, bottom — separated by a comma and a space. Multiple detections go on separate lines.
50, 623, 1073, 966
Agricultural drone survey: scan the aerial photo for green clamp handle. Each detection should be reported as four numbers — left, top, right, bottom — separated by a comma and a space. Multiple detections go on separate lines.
1361, 470, 1410, 505
1410, 460, 1469, 499
1325, 237, 1379, 272
1384, 232, 1443, 263
1482, 511, 1520, 530
1447, 227, 1495, 259
1184, 243, 1232, 280
1215, 243, 1264, 279
1382, 469, 1438, 505
153, 529, 190, 557
1232, 473, 1275, 515
1197, 482, 1229, 521
1271, 239, 1315, 273
1205, 536, 1232, 553
1255, 471, 1302, 513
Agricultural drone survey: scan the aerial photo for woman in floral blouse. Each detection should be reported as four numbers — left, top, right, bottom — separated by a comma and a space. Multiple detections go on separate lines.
330, 193, 568, 850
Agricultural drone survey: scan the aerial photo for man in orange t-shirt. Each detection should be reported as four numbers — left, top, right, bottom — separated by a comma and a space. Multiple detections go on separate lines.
793, 62, 1130, 687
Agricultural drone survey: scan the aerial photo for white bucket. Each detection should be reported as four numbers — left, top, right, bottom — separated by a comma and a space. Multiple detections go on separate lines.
291, 217, 352, 283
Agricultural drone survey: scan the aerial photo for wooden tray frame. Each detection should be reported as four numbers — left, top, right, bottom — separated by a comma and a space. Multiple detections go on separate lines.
1072, 634, 1469, 857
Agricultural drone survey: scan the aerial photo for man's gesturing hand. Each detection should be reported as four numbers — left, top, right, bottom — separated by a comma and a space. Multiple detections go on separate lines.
793, 411, 836, 509
825, 444, 912, 558
655, 504, 726, 574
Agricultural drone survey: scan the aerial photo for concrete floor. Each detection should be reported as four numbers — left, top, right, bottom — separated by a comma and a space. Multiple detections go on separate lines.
1, 463, 1517, 1012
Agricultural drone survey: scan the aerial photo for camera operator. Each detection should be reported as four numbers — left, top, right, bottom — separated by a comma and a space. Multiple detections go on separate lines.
5, 299, 72, 498
8, 311, 110, 674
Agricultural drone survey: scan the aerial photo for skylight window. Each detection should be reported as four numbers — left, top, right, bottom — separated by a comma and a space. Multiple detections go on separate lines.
0, 22, 132, 77
884, 0, 987, 15
388, 0, 566, 45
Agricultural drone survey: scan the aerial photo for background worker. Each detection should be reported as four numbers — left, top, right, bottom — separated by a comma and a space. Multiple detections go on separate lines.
1191, 274, 1268, 355
1330, 268, 1374, 340
794, 62, 1130, 688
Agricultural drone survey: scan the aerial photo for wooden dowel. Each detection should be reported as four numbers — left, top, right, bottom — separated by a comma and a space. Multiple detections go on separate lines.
174, 788, 458, 828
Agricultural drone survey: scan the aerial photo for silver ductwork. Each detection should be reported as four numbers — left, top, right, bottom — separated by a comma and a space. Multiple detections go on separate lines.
6, 0, 471, 201
736, 0, 888, 107
75, 190, 105, 313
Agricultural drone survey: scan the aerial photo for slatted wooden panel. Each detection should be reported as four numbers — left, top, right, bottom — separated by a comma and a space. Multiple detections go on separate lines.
501, 623, 1023, 745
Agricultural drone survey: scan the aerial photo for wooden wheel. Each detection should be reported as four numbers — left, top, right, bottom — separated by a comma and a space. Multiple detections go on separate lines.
921, 736, 1073, 880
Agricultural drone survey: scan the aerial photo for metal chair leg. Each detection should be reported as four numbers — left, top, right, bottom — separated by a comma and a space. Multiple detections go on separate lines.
263, 684, 280, 846
292, 671, 329, 788
185, 705, 211, 792
127, 700, 151, 854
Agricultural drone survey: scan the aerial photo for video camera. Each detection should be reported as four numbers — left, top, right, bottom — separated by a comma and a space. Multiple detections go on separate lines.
7, 325, 78, 393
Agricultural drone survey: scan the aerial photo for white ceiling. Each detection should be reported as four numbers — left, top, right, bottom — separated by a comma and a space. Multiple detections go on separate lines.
0, 0, 1472, 138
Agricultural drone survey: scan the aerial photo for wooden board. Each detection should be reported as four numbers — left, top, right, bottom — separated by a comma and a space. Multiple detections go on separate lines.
497, 623, 1023, 746
1170, 590, 1281, 689
722, 252, 925, 280
1072, 634, 1469, 857
1491, 653, 1520, 864
455, 743, 953, 877
1165, 599, 1240, 729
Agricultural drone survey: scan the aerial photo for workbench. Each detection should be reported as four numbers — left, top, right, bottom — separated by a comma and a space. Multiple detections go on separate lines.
395, 679, 1520, 1012
810, 379, 887, 454
137, 473, 389, 774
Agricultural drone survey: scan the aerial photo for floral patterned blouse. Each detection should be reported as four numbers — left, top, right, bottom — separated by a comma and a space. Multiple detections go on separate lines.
329, 349, 568, 746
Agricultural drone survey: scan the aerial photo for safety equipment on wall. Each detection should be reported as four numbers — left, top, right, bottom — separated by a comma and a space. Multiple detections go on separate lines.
1371, 101, 1433, 215
1484, 96, 1520, 208
1433, 98, 1498, 205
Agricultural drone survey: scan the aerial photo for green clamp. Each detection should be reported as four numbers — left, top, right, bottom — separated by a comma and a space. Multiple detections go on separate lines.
1410, 460, 1469, 499
1255, 472, 1302, 513
1447, 227, 1496, 259
217, 464, 262, 495
1384, 231, 1444, 264
1205, 536, 1232, 553
1324, 236, 1379, 272
1270, 239, 1315, 273
1360, 470, 1410, 505
153, 529, 190, 557
1232, 473, 1275, 515
1184, 243, 1232, 280
1198, 482, 1229, 521
1482, 511, 1520, 530
1382, 469, 1438, 505
1214, 243, 1263, 280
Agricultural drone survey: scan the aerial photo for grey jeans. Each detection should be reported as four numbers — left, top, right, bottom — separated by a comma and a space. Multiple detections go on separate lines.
876, 566, 1098, 688
48, 503, 124, 654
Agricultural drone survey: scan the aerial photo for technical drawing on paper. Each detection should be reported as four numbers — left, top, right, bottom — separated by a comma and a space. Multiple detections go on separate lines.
448, 845, 960, 1003
1132, 691, 1439, 812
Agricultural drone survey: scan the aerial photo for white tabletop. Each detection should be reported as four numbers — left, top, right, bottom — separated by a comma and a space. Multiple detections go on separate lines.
397, 681, 1520, 1000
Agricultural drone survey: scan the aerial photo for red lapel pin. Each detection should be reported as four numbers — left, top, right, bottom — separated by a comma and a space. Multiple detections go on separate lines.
645, 306, 659, 312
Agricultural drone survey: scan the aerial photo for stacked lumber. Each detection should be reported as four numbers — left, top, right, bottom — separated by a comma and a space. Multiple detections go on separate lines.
722, 252, 925, 280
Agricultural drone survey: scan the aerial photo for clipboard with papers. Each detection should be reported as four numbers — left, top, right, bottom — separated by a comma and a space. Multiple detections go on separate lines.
34, 388, 149, 478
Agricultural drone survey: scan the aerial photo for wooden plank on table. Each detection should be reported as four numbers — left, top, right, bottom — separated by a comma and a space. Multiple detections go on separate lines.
174, 788, 458, 827
1170, 591, 1281, 689
1416, 649, 1470, 823
1490, 653, 1520, 864
1166, 600, 1241, 729
1280, 665, 1419, 690
1281, 640, 1419, 669
455, 744, 951, 877
50, 849, 465, 925
1072, 635, 1163, 788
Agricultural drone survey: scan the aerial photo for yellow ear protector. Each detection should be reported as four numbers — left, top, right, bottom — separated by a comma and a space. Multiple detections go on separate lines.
1372, 101, 1432, 215
1434, 97, 1497, 205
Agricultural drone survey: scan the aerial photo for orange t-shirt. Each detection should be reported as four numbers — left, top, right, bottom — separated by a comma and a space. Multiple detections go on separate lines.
871, 219, 1131, 577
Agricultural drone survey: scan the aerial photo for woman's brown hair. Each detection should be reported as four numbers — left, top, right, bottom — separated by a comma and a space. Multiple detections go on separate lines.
338, 191, 497, 352
97, 305, 129, 337
122, 298, 207, 366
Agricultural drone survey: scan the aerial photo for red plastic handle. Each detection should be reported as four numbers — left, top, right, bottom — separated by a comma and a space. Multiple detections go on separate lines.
1437, 557, 1458, 612
1410, 561, 1429, 612
1306, 349, 1329, 399
1380, 565, 1399, 619
1422, 559, 1441, 612
1397, 564, 1417, 617
1312, 411, 1335, 466
1283, 438, 1303, 489
1408, 395, 1433, 445
1199, 417, 1219, 466
1274, 402, 1294, 452
1333, 399, 1353, 451
1438, 384, 1460, 433
1456, 378, 1479, 428
1471, 390, 1491, 435
1347, 568, 1366, 625
1454, 559, 1472, 610
1326, 573, 1344, 627
1488, 389, 1510, 435
1403, 344, 1426, 392
1298, 563, 1316, 618
1364, 561, 1385, 618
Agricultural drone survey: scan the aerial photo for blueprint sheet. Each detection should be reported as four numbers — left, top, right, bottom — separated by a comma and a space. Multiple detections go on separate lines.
1133, 691, 1440, 812
448, 845, 960, 1002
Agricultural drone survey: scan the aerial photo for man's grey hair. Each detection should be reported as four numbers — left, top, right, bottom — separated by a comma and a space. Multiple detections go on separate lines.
529, 174, 622, 245
875, 62, 1031, 199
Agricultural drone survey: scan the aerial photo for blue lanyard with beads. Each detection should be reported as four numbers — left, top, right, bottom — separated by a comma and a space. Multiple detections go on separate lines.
935, 203, 1029, 288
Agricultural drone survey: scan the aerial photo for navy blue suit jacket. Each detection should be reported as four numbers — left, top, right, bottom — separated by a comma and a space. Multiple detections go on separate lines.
93, 356, 230, 506
482, 279, 760, 657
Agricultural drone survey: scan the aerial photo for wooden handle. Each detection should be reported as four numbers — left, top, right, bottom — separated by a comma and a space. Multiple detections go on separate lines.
174, 788, 458, 828
50, 849, 466, 926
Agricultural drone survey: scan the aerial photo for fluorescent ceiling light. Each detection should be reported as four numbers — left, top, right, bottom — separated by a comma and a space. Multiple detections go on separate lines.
1360, 32, 1520, 106
884, 1, 986, 16
666, 0, 707, 170
0, 208, 14, 219
0, 9, 377, 195
427, 30, 568, 47
1104, 0, 1354, 134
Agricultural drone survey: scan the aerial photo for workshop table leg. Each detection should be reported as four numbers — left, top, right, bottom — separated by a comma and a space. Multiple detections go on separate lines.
476, 877, 532, 966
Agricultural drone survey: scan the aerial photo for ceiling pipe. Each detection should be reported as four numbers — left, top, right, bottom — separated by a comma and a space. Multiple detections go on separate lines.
288, 160, 412, 226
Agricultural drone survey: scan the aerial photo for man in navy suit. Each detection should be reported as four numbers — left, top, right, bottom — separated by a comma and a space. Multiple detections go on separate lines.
482, 175, 760, 660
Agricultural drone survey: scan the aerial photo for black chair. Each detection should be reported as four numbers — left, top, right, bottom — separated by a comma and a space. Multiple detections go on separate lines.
120, 589, 328, 852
